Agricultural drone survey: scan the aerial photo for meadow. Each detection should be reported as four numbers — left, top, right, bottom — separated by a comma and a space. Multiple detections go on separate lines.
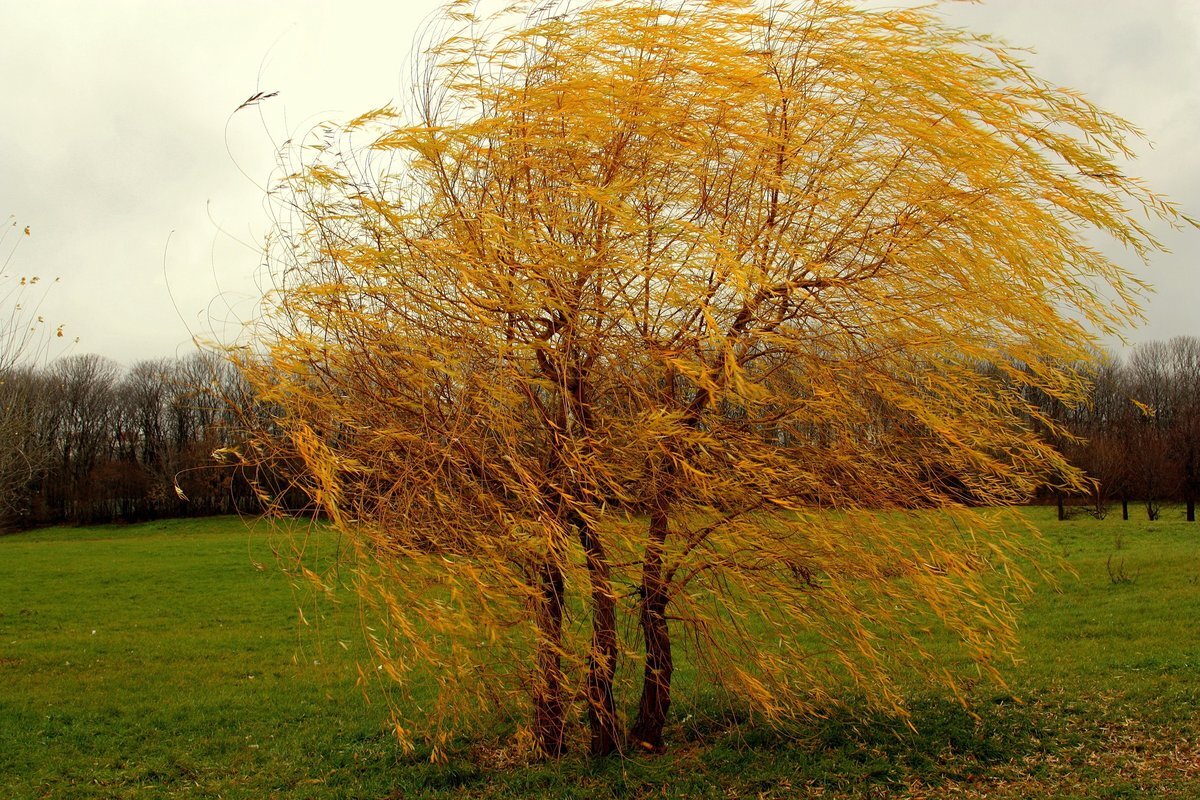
1, 508, 1197, 799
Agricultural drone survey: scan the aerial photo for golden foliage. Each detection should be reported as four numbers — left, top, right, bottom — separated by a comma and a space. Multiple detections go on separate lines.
234, 0, 1190, 757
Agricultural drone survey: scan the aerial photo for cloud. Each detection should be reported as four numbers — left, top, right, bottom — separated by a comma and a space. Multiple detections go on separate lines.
1, 0, 1195, 363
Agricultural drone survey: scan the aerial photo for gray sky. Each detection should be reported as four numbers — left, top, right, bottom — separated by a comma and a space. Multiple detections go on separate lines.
2, 0, 1197, 366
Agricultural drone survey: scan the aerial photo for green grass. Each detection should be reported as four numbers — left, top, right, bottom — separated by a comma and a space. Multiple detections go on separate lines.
1, 508, 1197, 798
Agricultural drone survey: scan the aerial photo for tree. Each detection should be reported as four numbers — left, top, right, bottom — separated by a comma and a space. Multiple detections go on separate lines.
0, 218, 62, 529
1126, 341, 1177, 520
1165, 336, 1200, 521
0, 366, 51, 528
1076, 356, 1138, 520
43, 354, 121, 523
236, 0, 1191, 757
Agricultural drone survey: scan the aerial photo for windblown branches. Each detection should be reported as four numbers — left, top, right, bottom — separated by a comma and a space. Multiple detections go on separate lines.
236, 0, 1188, 757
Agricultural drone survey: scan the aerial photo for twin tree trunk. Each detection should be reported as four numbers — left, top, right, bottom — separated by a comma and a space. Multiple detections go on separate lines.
573, 508, 674, 756
534, 507, 675, 757
534, 362, 677, 756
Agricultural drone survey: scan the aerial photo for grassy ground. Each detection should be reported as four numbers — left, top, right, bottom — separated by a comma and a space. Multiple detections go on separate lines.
1, 507, 1197, 798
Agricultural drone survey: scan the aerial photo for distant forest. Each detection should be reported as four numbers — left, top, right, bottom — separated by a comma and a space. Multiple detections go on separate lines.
1043, 336, 1200, 522
0, 352, 259, 529
0, 337, 1197, 532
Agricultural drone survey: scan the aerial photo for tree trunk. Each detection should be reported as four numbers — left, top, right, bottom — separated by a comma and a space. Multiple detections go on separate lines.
1056, 492, 1065, 521
1187, 498, 1195, 522
577, 518, 620, 756
631, 505, 673, 753
1121, 497, 1129, 521
532, 557, 566, 757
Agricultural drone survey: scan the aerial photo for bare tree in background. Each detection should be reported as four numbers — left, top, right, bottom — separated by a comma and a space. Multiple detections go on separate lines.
1126, 341, 1178, 520
0, 219, 63, 529
1166, 337, 1200, 522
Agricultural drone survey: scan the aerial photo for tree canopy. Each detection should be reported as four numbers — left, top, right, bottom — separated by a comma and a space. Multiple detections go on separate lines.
236, 0, 1192, 758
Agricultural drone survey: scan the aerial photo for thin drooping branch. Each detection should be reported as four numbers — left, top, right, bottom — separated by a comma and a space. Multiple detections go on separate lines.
236, 0, 1188, 759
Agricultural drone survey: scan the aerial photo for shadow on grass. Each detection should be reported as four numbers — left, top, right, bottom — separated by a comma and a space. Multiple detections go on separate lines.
682, 694, 1051, 792
375, 694, 1059, 799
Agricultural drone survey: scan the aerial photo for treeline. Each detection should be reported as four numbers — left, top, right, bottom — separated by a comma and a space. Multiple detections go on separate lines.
1, 338, 1197, 531
1048, 336, 1200, 521
0, 352, 258, 530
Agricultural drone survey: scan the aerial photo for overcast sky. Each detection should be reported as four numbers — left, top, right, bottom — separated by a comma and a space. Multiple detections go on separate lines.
2, 0, 1197, 367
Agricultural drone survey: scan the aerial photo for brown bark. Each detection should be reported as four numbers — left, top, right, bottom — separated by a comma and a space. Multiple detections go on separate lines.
578, 517, 621, 756
631, 505, 673, 753
532, 558, 566, 757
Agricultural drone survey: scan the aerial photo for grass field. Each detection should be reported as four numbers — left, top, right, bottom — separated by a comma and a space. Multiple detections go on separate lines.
1, 508, 1197, 798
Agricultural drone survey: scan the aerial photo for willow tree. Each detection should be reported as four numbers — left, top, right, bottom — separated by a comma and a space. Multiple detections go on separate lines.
238, 0, 1190, 757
